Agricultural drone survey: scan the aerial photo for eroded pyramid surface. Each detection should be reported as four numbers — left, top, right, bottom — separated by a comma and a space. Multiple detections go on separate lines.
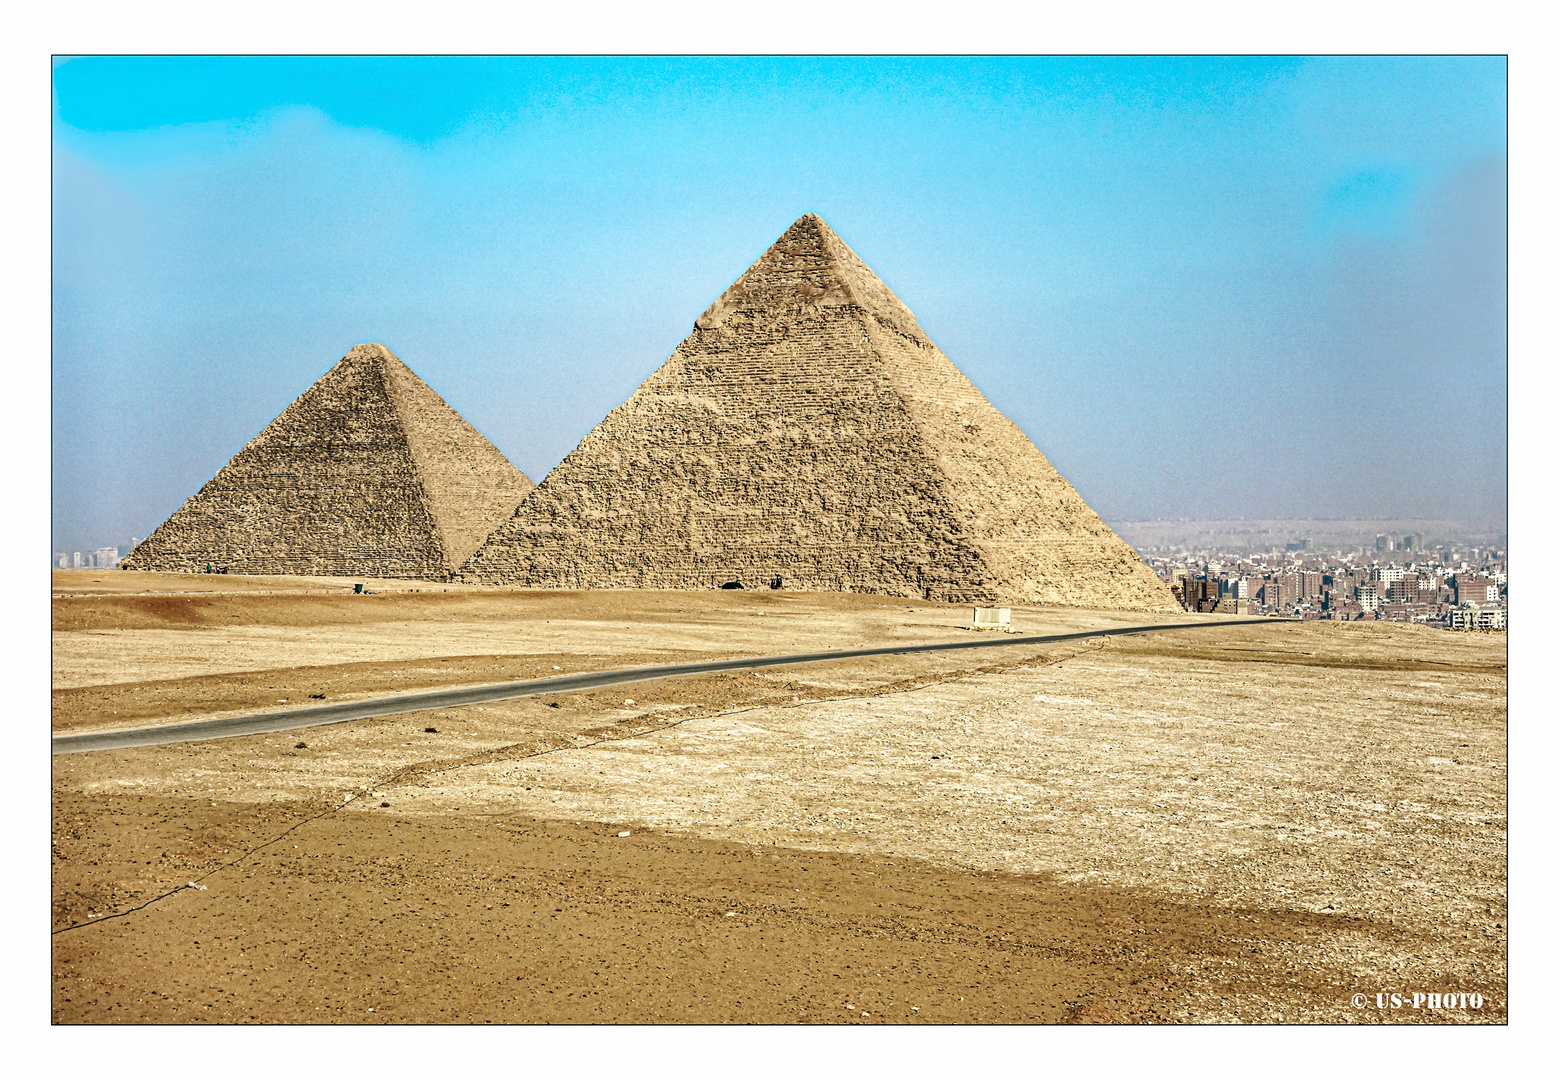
121, 343, 534, 580
460, 215, 1176, 611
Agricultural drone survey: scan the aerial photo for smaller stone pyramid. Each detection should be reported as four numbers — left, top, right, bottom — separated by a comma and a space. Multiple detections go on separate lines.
121, 343, 534, 580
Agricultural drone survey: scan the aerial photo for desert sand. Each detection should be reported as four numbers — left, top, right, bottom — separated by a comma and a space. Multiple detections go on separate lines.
52, 569, 1505, 1024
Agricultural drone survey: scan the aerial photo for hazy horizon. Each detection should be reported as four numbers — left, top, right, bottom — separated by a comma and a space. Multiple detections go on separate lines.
54, 515, 1509, 561
52, 57, 1507, 555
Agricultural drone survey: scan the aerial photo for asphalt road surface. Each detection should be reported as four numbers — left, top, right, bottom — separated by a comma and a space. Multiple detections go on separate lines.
52, 618, 1271, 755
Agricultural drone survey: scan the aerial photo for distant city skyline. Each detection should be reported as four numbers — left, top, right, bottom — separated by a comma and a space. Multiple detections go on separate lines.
52, 56, 1507, 555
1141, 529, 1506, 629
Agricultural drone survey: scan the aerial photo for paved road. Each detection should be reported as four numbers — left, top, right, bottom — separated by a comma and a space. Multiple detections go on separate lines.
52, 618, 1272, 755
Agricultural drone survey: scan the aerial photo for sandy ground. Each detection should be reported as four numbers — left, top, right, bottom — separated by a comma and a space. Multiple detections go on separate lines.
52, 570, 1506, 1024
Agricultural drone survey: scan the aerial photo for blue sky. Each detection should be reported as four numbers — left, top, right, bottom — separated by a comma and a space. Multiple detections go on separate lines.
51, 56, 1507, 554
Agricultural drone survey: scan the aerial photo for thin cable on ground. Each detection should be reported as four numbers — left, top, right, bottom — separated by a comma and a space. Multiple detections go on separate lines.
52, 790, 364, 935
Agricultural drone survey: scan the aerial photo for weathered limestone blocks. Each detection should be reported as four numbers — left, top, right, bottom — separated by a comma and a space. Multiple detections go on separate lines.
461, 214, 1178, 613
120, 343, 534, 580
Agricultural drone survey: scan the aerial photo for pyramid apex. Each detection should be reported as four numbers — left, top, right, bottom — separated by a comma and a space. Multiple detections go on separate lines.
342, 342, 400, 363
691, 214, 927, 342
788, 212, 837, 236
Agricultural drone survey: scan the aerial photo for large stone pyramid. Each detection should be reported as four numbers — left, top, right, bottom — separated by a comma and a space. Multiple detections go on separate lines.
121, 343, 535, 580
460, 215, 1177, 611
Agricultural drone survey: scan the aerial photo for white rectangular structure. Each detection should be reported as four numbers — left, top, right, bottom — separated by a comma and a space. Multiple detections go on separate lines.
1450, 606, 1505, 630
972, 606, 1011, 626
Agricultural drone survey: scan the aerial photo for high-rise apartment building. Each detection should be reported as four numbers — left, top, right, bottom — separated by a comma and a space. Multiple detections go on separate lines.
1386, 575, 1422, 603
1455, 576, 1499, 606
1263, 578, 1296, 609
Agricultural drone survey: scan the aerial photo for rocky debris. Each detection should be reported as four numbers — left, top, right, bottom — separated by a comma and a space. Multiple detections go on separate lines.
460, 214, 1176, 612
120, 344, 534, 581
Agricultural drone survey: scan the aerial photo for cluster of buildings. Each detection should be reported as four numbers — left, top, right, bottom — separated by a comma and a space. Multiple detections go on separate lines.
1144, 533, 1507, 630
55, 542, 137, 570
